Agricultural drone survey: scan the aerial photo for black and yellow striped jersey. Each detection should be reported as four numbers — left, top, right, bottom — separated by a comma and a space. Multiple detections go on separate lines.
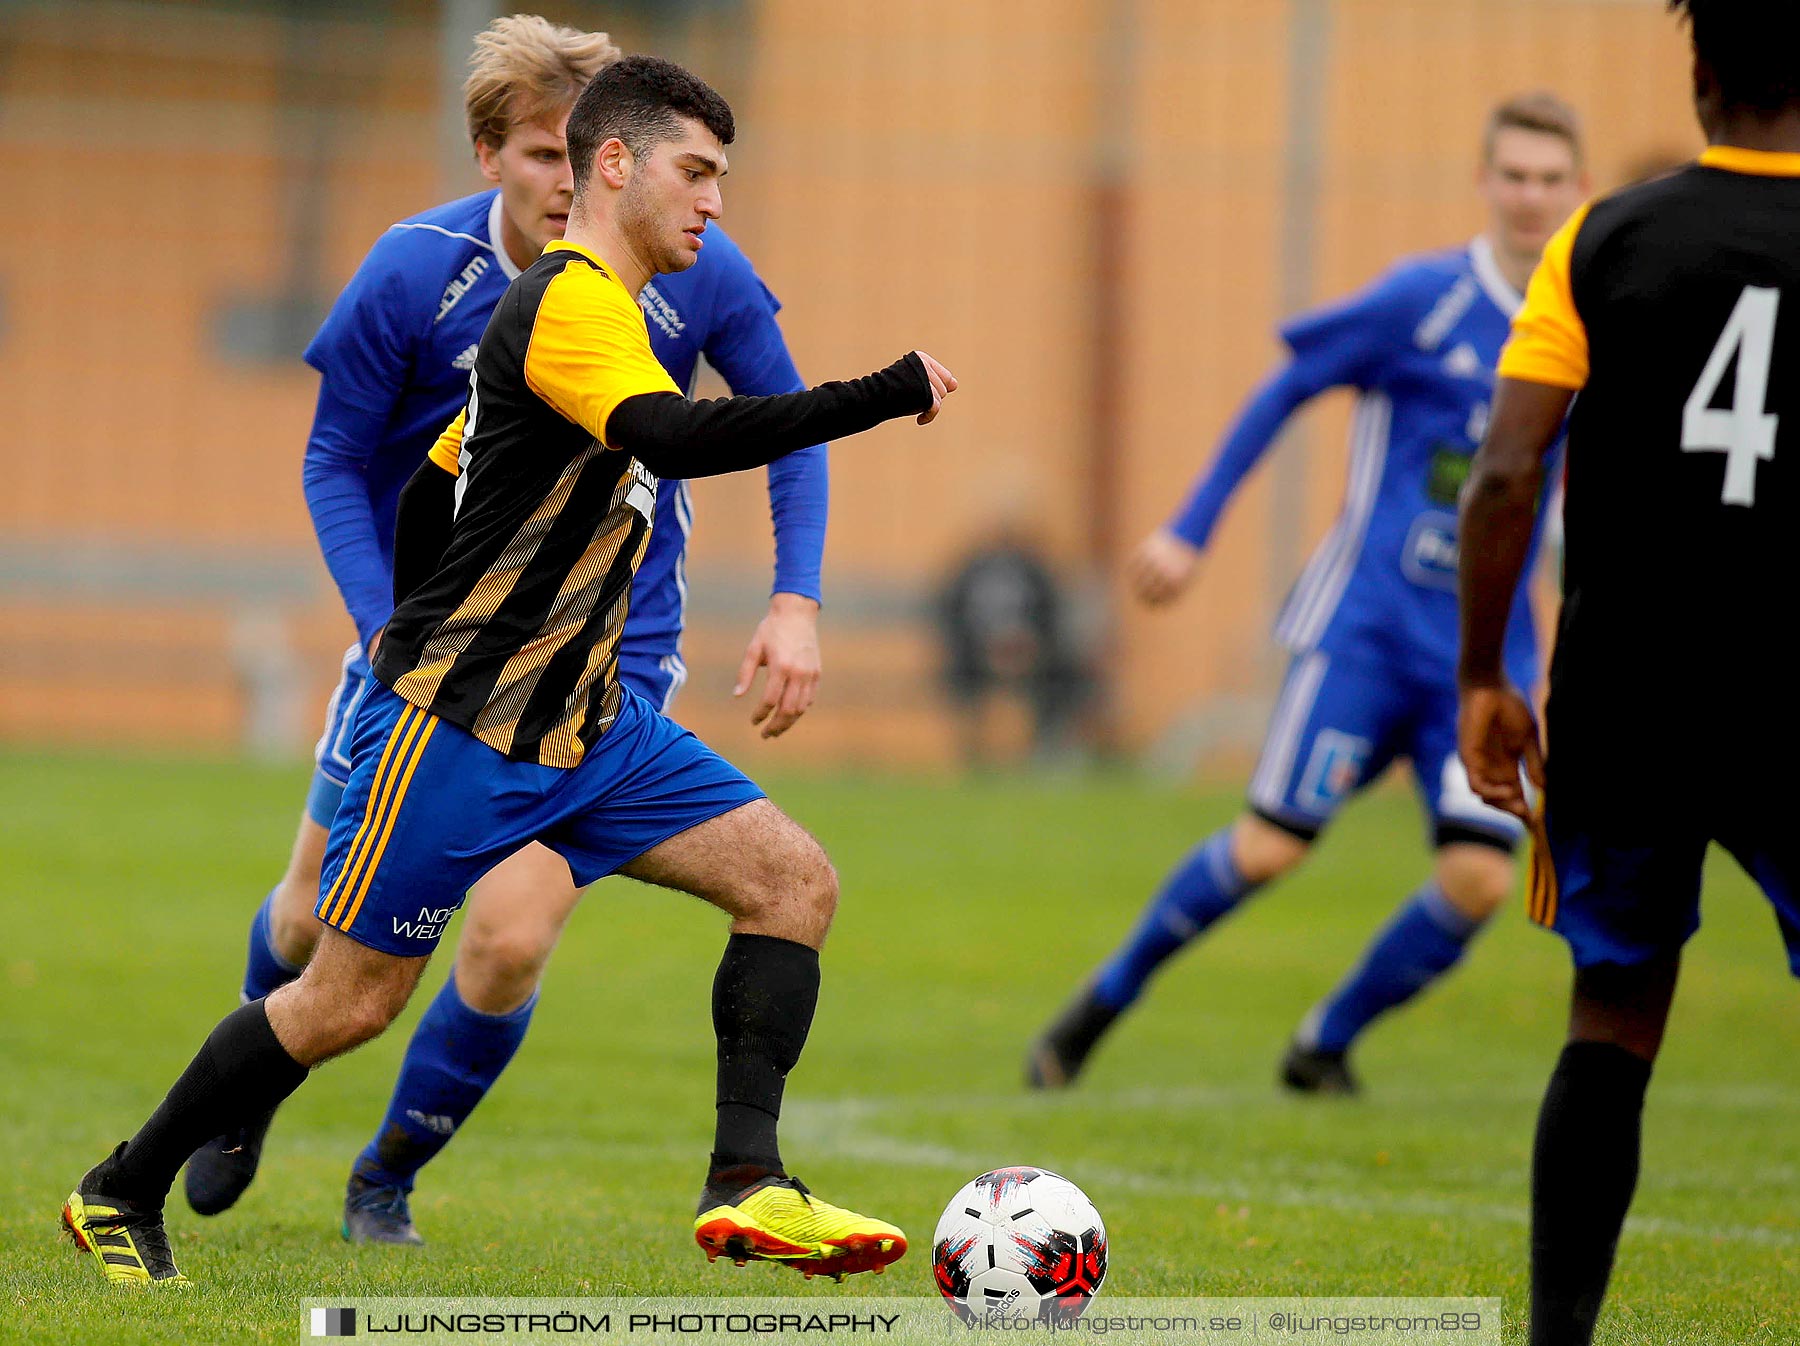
1500, 146, 1800, 796
373, 241, 679, 767
373, 239, 932, 768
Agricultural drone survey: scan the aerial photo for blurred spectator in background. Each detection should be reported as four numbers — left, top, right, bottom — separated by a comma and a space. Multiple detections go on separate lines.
935, 529, 1094, 769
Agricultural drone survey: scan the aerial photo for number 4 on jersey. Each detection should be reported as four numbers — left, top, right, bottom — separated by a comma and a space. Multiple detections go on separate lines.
1682, 285, 1781, 507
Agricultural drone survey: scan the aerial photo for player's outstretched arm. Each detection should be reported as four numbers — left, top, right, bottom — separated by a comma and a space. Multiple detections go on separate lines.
1149, 262, 1424, 607
1457, 375, 1573, 818
1141, 359, 1332, 607
607, 352, 955, 481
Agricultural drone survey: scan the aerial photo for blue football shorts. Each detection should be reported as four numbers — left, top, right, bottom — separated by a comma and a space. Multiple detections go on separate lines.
313, 678, 762, 957
1530, 788, 1800, 976
1246, 648, 1524, 850
306, 642, 687, 829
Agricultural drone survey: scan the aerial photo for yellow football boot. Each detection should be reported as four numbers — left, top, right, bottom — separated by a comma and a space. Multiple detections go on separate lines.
695, 1175, 906, 1280
63, 1190, 189, 1287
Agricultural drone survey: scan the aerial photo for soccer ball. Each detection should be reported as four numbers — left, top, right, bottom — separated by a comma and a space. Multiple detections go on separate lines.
932, 1167, 1107, 1324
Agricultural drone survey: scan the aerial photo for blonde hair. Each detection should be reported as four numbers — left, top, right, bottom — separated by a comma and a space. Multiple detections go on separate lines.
464, 15, 621, 149
1484, 91, 1585, 167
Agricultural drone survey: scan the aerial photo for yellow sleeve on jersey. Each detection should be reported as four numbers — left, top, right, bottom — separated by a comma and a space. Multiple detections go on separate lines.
1497, 204, 1592, 391
523, 248, 682, 447
427, 408, 466, 476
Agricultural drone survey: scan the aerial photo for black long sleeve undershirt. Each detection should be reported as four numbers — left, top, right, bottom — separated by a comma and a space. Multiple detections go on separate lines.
389, 354, 930, 610
605, 352, 931, 480
391, 456, 457, 608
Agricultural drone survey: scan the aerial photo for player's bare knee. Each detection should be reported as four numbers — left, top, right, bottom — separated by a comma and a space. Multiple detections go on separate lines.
342, 993, 403, 1050
272, 933, 423, 1063
740, 813, 826, 900
733, 831, 836, 943
1230, 813, 1310, 884
796, 843, 839, 920
457, 920, 554, 1008
1436, 844, 1514, 921
760, 827, 837, 932
1569, 956, 1680, 1059
269, 884, 324, 966
333, 967, 418, 1051
270, 816, 331, 964
271, 984, 378, 1063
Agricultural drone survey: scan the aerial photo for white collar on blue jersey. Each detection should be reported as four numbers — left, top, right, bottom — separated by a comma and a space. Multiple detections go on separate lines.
1469, 236, 1522, 317
488, 192, 525, 281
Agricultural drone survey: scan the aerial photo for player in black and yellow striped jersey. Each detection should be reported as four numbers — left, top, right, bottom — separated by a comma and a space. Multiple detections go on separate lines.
381, 206, 942, 769
1455, 4, 1800, 1342
63, 54, 954, 1286
377, 242, 680, 768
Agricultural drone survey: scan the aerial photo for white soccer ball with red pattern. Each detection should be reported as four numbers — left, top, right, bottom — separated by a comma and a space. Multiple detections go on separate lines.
932, 1167, 1107, 1323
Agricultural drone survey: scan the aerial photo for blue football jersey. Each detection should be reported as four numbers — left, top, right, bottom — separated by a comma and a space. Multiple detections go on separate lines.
302, 189, 824, 658
303, 192, 515, 642
1271, 239, 1551, 687
624, 227, 824, 660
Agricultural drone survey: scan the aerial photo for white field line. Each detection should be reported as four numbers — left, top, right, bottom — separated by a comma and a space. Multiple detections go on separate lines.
784, 1082, 1800, 1116
781, 1097, 1800, 1252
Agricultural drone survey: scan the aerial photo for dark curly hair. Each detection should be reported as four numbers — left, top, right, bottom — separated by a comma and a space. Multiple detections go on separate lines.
567, 54, 735, 196
1671, 0, 1800, 115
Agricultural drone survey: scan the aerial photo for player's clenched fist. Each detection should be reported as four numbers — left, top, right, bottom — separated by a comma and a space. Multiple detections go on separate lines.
1127, 528, 1202, 607
914, 352, 958, 424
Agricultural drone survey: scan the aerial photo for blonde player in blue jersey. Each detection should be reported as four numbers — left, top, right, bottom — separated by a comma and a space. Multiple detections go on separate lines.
180, 17, 834, 1244
1029, 95, 1586, 1096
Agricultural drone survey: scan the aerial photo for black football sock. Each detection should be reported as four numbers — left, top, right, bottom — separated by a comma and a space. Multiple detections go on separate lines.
101, 999, 309, 1210
707, 932, 820, 1188
1529, 1040, 1654, 1346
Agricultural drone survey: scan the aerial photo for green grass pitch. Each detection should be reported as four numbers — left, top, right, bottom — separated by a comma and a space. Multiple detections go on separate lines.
0, 751, 1795, 1342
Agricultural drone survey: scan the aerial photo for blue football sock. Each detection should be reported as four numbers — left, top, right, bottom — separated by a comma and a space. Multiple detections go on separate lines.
242, 888, 303, 1002
1301, 881, 1484, 1053
1092, 829, 1261, 1011
352, 975, 537, 1192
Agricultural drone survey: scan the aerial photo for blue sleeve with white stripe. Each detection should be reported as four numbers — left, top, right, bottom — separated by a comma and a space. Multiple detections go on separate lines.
1167, 268, 1417, 550
301, 231, 431, 645
699, 253, 828, 605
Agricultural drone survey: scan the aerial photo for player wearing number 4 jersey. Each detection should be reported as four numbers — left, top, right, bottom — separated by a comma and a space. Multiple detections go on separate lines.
1458, 5, 1800, 1343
